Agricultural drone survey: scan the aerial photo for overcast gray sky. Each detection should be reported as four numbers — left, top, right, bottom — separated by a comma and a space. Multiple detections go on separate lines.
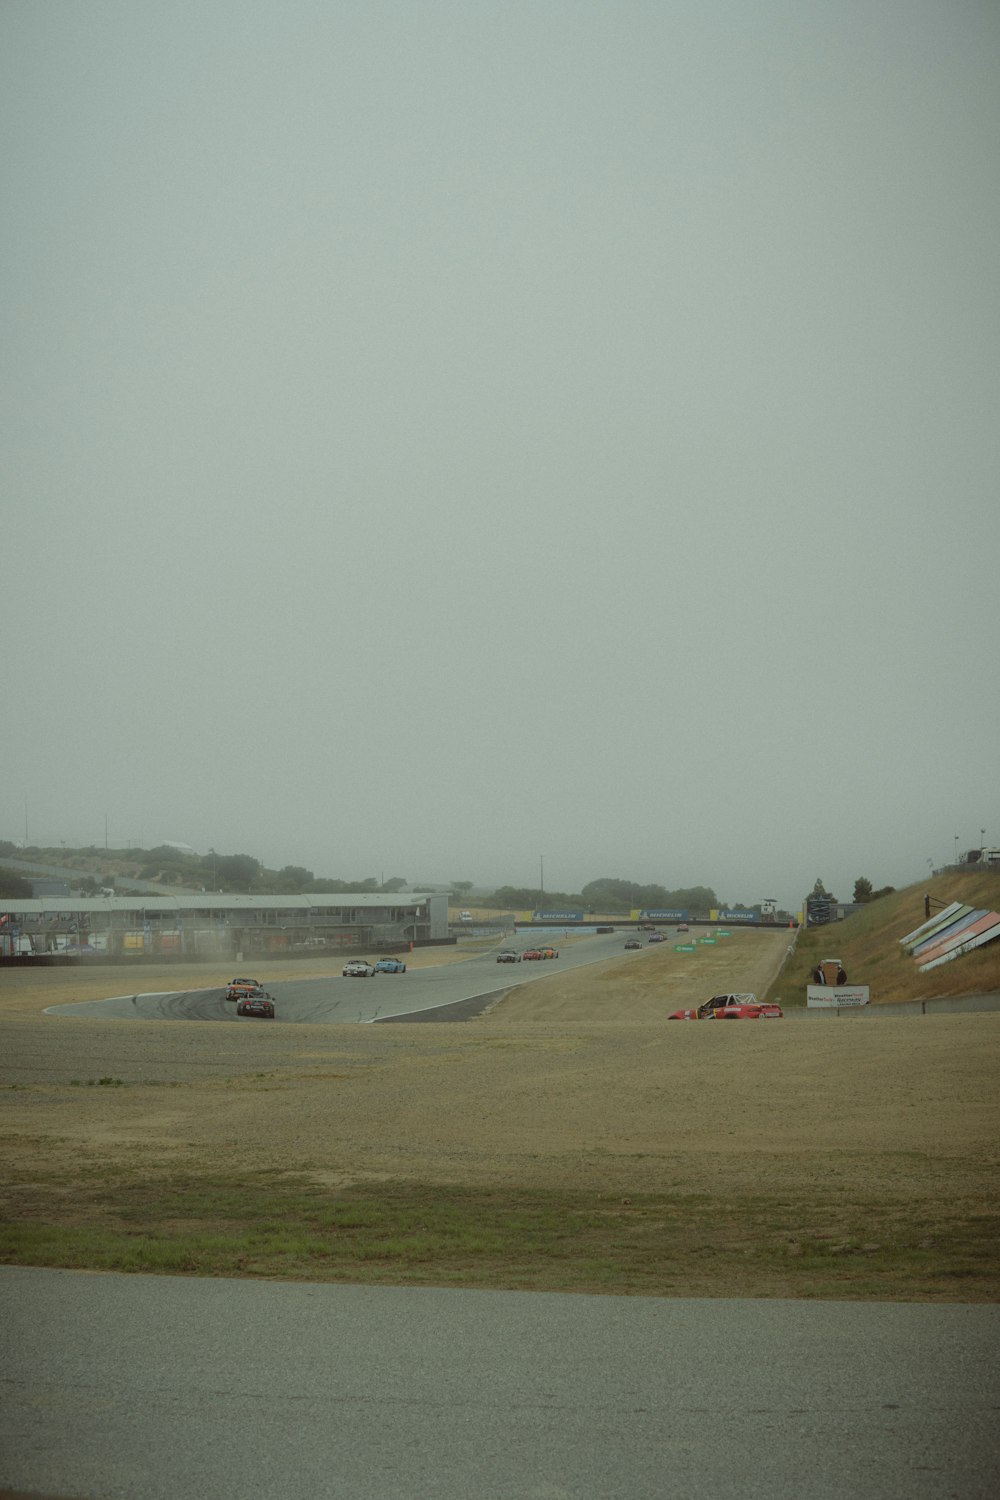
3, 1, 998, 909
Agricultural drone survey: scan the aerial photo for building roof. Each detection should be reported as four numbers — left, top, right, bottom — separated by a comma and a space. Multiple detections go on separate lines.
0, 892, 440, 915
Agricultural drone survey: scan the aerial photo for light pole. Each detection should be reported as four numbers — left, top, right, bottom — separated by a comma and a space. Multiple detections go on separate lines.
540, 855, 544, 908
954, 834, 959, 866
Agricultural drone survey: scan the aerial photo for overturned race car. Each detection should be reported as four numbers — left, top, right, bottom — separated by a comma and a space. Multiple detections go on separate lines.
668, 993, 783, 1021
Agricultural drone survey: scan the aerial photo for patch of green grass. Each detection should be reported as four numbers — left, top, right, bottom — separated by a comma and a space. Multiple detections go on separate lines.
1, 1171, 998, 1299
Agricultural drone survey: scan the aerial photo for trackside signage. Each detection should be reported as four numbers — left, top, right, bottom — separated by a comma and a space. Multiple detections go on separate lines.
806, 985, 871, 1008
720, 911, 758, 922
533, 910, 583, 922
640, 909, 688, 921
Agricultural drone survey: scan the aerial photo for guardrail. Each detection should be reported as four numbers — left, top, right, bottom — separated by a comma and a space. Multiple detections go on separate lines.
793, 993, 1000, 1017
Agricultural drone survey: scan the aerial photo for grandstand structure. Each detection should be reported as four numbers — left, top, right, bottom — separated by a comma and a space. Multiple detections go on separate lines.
0, 891, 448, 961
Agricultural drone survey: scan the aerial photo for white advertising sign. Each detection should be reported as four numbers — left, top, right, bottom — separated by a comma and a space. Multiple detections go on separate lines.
806, 985, 871, 1008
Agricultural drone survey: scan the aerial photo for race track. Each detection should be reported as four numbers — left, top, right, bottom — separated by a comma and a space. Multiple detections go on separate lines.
44, 929, 638, 1024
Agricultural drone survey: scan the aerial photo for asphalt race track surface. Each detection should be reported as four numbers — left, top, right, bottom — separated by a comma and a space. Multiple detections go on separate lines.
2, 1267, 998, 1500
43, 932, 632, 1024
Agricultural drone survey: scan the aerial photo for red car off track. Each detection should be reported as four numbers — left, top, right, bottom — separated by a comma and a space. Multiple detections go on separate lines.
668, 993, 783, 1020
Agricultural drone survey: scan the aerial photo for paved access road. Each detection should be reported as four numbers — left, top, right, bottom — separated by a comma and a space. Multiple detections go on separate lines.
2, 1266, 998, 1500
45, 929, 643, 1024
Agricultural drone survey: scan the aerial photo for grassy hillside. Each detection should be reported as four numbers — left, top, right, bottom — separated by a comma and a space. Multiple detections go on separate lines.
764, 869, 1000, 1006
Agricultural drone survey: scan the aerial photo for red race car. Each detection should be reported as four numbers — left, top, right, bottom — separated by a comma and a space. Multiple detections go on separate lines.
225, 977, 263, 1001
521, 948, 543, 961
668, 993, 783, 1021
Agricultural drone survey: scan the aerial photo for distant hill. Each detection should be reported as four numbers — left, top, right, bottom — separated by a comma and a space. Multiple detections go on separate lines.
0, 842, 405, 897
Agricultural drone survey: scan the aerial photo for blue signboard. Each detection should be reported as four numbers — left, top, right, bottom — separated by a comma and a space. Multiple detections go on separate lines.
719, 911, 758, 922
534, 910, 584, 922
641, 909, 689, 921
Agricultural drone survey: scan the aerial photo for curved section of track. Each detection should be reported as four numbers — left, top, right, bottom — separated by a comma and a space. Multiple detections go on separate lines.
44, 932, 639, 1024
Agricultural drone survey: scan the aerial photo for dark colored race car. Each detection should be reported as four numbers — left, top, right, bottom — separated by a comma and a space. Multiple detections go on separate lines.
236, 992, 275, 1019
496, 950, 521, 963
647, 932, 665, 943
624, 938, 642, 950
668, 993, 783, 1021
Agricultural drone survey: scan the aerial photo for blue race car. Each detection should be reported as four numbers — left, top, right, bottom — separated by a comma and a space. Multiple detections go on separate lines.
374, 958, 407, 974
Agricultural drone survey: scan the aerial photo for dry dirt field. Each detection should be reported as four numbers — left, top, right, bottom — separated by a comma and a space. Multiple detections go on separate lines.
2, 933, 999, 1297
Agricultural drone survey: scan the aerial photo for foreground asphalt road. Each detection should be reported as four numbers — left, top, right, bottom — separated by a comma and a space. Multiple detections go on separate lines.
1, 1267, 997, 1500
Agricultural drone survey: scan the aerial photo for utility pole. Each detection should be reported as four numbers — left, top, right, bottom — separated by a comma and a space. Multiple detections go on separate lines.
540, 855, 544, 905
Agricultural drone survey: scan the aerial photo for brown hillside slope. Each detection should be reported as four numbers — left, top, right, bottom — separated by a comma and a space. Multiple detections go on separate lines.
764, 870, 1000, 1006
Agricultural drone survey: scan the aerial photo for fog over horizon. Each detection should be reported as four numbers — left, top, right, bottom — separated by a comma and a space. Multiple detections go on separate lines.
3, 2, 998, 914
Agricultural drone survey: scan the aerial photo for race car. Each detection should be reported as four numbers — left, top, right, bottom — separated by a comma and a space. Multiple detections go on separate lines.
521, 948, 542, 960
647, 932, 665, 943
624, 938, 642, 950
668, 993, 783, 1020
538, 946, 559, 959
496, 950, 521, 963
374, 958, 407, 974
225, 977, 264, 1001
342, 960, 376, 977
236, 992, 275, 1019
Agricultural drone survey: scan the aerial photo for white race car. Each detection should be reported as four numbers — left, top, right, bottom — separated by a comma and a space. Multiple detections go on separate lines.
342, 960, 375, 978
